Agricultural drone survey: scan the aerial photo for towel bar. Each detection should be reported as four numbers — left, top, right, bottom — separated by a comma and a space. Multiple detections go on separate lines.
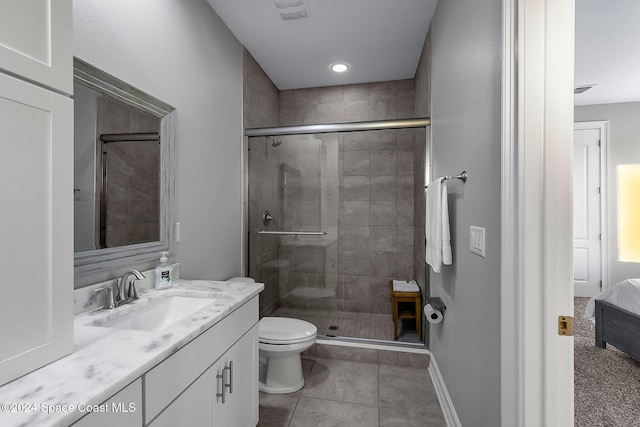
425, 170, 467, 188
257, 231, 327, 235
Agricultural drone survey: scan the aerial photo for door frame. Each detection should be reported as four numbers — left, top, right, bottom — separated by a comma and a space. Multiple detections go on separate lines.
574, 120, 610, 294
502, 0, 575, 425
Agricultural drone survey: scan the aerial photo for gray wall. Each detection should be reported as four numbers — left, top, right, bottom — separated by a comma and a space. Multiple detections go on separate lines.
575, 102, 640, 285
428, 0, 502, 425
73, 0, 243, 286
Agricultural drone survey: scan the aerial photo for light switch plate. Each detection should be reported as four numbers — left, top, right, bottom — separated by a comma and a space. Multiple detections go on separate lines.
470, 226, 486, 257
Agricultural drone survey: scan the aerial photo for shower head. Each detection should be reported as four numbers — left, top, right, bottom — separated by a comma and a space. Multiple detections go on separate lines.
267, 136, 281, 147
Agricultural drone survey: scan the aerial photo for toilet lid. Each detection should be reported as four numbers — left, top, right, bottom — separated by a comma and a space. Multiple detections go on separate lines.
259, 317, 317, 342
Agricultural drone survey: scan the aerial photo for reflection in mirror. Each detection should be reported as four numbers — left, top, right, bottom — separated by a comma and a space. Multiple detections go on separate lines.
74, 83, 161, 251
73, 58, 176, 276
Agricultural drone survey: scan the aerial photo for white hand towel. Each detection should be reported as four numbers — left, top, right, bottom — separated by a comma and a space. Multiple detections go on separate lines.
425, 178, 452, 273
392, 279, 420, 293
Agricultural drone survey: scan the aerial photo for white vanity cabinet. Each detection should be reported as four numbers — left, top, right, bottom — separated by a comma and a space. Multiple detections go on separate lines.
0, 0, 73, 387
145, 297, 259, 427
0, 0, 72, 93
148, 325, 258, 427
147, 360, 213, 426
72, 379, 142, 427
214, 326, 259, 427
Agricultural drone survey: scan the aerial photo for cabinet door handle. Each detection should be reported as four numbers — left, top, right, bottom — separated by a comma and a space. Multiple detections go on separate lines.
216, 370, 226, 404
225, 361, 233, 394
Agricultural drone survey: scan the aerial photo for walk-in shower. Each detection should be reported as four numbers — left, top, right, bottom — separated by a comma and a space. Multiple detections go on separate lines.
246, 118, 430, 346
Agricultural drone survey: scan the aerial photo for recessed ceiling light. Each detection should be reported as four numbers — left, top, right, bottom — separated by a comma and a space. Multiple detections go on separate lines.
330, 62, 350, 73
274, 0, 309, 20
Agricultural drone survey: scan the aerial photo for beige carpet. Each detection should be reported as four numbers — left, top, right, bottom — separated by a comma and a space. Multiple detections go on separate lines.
574, 297, 640, 426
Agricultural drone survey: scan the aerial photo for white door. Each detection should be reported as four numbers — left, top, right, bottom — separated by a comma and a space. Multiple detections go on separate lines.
573, 125, 603, 297
0, 72, 73, 386
503, 0, 575, 425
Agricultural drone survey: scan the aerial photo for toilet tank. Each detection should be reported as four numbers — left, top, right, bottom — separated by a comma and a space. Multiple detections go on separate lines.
226, 277, 255, 283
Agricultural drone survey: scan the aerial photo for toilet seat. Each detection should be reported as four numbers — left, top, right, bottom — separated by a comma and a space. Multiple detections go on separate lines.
259, 317, 317, 344
260, 335, 316, 345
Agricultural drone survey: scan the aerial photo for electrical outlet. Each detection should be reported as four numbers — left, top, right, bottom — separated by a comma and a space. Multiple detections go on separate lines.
470, 226, 486, 257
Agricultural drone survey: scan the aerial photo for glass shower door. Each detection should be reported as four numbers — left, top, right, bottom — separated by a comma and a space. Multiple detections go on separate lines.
248, 133, 339, 336
248, 126, 419, 342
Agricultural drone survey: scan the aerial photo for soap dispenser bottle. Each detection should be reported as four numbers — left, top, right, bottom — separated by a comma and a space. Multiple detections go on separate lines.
155, 251, 173, 290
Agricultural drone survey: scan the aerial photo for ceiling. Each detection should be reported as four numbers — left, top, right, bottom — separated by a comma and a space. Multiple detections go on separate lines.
207, 0, 437, 90
574, 0, 640, 106
208, 0, 640, 106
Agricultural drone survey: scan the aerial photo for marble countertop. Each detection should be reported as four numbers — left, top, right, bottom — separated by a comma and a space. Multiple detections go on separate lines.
0, 279, 263, 427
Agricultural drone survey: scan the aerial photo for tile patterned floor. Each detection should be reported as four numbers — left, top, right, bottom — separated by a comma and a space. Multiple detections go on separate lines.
258, 344, 445, 427
270, 308, 420, 343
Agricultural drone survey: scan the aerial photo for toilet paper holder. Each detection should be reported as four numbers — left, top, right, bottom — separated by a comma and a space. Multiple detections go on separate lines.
424, 297, 446, 324
425, 297, 446, 312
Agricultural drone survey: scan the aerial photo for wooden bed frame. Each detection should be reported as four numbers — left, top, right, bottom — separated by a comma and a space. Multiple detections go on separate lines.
594, 299, 640, 363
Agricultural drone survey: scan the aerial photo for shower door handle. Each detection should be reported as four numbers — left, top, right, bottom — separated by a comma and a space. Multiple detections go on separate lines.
257, 231, 327, 235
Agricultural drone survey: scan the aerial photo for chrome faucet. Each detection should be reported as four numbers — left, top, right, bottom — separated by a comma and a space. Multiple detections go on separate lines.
116, 270, 146, 305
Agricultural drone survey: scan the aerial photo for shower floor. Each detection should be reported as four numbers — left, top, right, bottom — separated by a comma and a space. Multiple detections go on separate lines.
270, 307, 421, 343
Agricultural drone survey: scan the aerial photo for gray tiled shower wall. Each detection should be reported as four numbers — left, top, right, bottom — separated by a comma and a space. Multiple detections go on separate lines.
246, 74, 425, 317
279, 80, 415, 126
413, 30, 432, 314
249, 130, 416, 315
97, 96, 161, 248
243, 49, 281, 315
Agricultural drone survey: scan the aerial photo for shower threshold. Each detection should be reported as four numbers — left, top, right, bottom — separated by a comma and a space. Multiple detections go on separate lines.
317, 335, 426, 350
270, 307, 424, 345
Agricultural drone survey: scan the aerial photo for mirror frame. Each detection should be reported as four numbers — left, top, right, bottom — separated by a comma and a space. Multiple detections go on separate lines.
73, 58, 177, 275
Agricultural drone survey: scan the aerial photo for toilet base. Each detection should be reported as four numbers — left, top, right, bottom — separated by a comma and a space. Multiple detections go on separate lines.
259, 351, 305, 394
259, 378, 304, 394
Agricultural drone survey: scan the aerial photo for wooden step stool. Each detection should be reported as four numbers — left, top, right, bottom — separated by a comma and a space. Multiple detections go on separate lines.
390, 281, 422, 341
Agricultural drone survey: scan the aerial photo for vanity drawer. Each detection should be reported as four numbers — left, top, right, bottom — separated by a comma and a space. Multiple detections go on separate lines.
144, 297, 258, 423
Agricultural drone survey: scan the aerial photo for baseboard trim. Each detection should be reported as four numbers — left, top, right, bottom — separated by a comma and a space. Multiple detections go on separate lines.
428, 354, 461, 427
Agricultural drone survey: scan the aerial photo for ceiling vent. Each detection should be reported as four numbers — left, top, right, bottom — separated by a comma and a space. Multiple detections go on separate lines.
574, 84, 596, 94
274, 0, 309, 20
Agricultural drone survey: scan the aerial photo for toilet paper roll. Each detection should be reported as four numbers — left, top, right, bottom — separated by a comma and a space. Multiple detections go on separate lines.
424, 304, 443, 324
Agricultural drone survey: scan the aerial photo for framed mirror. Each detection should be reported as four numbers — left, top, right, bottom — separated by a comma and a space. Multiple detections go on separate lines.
73, 58, 176, 275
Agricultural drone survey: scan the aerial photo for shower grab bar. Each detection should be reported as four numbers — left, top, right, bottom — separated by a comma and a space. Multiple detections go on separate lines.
257, 230, 327, 235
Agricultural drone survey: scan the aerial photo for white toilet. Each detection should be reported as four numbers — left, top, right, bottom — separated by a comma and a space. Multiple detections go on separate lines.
258, 316, 317, 394
226, 277, 317, 394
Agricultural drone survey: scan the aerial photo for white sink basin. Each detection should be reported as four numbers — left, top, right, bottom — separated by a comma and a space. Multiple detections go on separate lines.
95, 296, 215, 331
